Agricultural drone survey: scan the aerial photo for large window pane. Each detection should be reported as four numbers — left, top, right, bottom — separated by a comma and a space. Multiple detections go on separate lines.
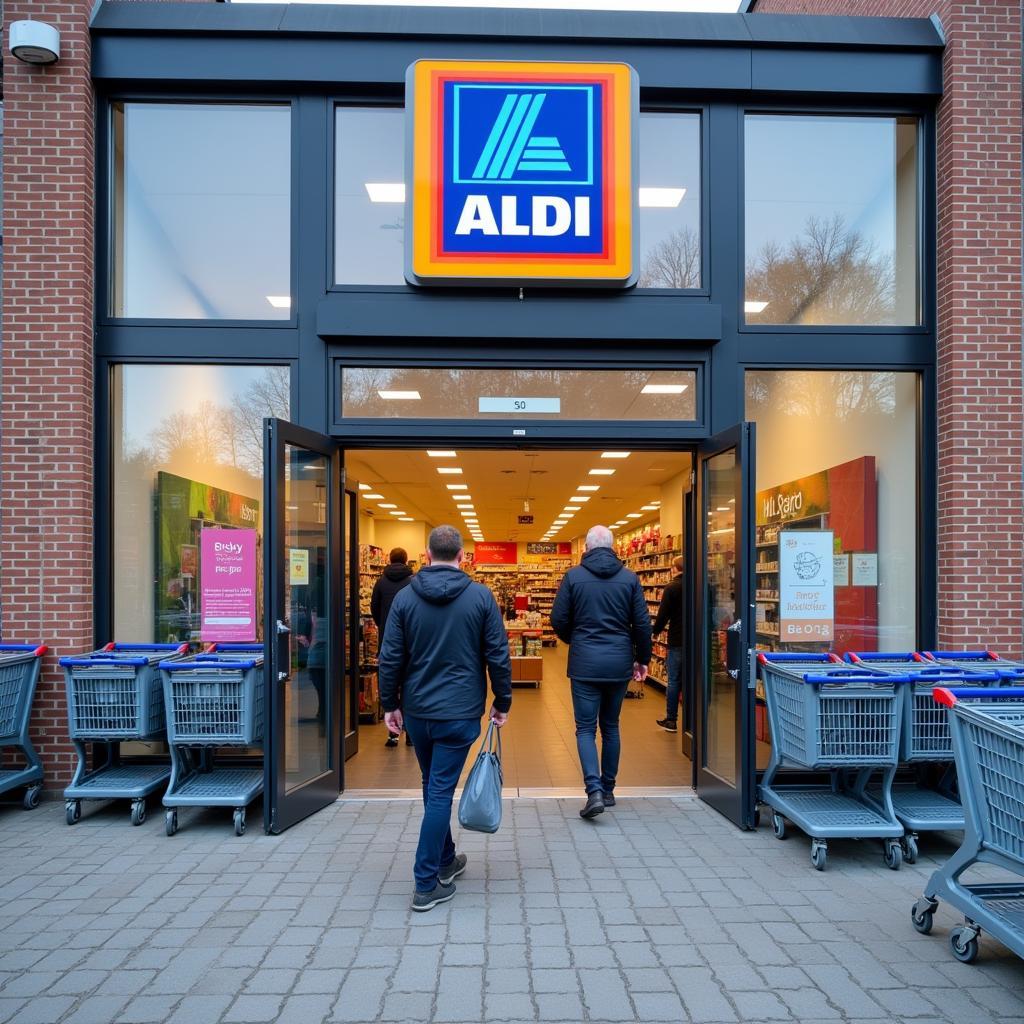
112, 103, 291, 319
112, 364, 290, 641
340, 367, 697, 420
745, 370, 918, 653
637, 112, 701, 289
333, 107, 702, 289
745, 115, 919, 326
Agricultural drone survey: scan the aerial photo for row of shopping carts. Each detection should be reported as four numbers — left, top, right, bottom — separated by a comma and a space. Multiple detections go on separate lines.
59, 643, 264, 835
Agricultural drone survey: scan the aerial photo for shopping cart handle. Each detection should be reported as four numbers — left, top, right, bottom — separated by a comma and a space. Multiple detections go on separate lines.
923, 650, 998, 662
0, 643, 48, 656
994, 667, 1024, 680
801, 672, 911, 685
911, 671, 1003, 684
160, 659, 258, 671
208, 643, 264, 652
934, 686, 1024, 706
844, 651, 924, 663
758, 652, 841, 665
59, 656, 149, 667
109, 642, 190, 652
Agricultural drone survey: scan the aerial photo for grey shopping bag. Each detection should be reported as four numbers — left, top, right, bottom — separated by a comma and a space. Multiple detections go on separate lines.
458, 721, 503, 833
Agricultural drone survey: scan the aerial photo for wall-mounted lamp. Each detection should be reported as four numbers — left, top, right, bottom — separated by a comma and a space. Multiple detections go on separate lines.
10, 21, 60, 65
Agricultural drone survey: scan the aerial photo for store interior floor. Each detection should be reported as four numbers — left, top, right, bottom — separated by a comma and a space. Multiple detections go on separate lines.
344, 445, 695, 795
343, 644, 692, 793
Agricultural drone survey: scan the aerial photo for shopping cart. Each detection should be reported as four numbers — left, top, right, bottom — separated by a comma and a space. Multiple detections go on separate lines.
758, 652, 908, 870
846, 652, 1001, 863
60, 643, 189, 825
912, 687, 1024, 963
921, 650, 1024, 673
0, 645, 47, 810
160, 653, 264, 836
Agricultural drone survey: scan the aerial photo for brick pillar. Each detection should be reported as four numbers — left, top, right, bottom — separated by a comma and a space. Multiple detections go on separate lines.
2, 1, 95, 789
751, 0, 1024, 658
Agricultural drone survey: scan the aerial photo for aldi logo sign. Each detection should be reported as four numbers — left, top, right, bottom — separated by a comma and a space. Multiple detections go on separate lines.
406, 60, 637, 287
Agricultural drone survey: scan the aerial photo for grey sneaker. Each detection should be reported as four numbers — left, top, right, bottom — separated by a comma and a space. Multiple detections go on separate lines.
412, 881, 456, 912
439, 853, 468, 886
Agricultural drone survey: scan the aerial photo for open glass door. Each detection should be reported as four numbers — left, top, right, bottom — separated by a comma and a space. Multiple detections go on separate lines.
263, 418, 342, 833
341, 478, 360, 762
695, 424, 757, 828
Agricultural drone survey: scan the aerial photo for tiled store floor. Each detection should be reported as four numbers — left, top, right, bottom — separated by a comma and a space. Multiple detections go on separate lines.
0, 796, 1023, 1024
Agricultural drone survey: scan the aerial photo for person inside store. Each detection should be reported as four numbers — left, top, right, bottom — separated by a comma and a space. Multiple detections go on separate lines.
378, 524, 512, 913
370, 547, 415, 748
551, 525, 652, 820
652, 556, 685, 733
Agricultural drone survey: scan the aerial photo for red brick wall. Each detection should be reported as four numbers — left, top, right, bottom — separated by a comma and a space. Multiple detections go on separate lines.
3, 1, 96, 790
753, 0, 1024, 658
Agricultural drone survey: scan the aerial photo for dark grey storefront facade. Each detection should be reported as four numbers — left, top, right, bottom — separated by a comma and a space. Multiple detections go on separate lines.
90, 5, 941, 833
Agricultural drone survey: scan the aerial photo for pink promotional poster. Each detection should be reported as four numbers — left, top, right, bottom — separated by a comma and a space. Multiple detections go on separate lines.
200, 528, 257, 641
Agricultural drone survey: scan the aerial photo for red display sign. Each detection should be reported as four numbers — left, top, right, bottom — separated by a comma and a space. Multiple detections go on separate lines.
474, 541, 518, 564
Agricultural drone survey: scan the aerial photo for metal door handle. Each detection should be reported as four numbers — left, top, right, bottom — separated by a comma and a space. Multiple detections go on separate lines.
276, 620, 290, 635
727, 619, 742, 679
278, 671, 289, 682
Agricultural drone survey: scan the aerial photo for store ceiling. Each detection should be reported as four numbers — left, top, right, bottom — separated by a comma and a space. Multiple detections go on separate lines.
346, 448, 692, 544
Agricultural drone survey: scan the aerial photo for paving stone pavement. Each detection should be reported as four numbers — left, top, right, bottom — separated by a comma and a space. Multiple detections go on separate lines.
0, 795, 1023, 1024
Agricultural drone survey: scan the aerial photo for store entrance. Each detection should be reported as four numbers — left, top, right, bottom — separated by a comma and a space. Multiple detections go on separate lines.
341, 447, 695, 795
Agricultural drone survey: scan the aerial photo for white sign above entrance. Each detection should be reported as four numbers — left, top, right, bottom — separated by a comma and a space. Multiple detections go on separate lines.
478, 397, 561, 414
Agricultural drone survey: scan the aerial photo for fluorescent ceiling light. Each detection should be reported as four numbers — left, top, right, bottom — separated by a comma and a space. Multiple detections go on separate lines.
589, 469, 615, 476
363, 493, 385, 500
609, 524, 619, 530
564, 506, 581, 512
601, 452, 631, 459
745, 300, 769, 314
266, 295, 291, 309
641, 505, 659, 511
577, 485, 600, 492
389, 510, 407, 516
427, 450, 457, 458
365, 182, 406, 204
437, 467, 463, 475
456, 503, 474, 509
638, 186, 686, 208
626, 513, 642, 519
641, 383, 688, 395
399, 517, 414, 522
358, 483, 371, 491
614, 520, 629, 526
378, 390, 421, 400
379, 503, 397, 509
446, 484, 468, 491
717, 506, 731, 512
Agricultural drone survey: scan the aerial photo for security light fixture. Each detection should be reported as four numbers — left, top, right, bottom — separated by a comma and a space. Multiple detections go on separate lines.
641, 383, 688, 394
10, 20, 60, 65
378, 390, 421, 400
638, 187, 686, 208
365, 182, 406, 204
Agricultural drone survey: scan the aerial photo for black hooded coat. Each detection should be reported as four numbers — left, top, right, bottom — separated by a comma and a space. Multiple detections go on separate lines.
550, 547, 653, 683
370, 562, 414, 631
378, 565, 513, 720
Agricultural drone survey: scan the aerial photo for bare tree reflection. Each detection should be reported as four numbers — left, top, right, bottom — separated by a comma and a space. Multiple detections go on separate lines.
638, 227, 701, 289
746, 215, 895, 326
746, 369, 897, 423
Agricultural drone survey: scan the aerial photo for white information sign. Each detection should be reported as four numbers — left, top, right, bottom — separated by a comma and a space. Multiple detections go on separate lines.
852, 553, 878, 587
478, 397, 561, 414
833, 554, 849, 587
779, 530, 835, 643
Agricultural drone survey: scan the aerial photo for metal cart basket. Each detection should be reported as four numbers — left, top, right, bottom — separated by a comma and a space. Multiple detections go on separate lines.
922, 650, 1024, 673
846, 652, 1001, 863
60, 643, 188, 825
160, 653, 264, 837
758, 652, 908, 871
0, 644, 47, 810
912, 687, 1024, 964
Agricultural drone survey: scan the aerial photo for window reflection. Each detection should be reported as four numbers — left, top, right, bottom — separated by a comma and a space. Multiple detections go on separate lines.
745, 115, 919, 326
112, 103, 291, 319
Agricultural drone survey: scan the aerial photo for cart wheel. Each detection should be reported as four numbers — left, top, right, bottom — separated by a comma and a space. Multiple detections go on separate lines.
65, 800, 81, 826
950, 927, 979, 964
130, 794, 146, 827
233, 808, 246, 837
885, 840, 903, 871
903, 834, 919, 864
165, 809, 178, 837
772, 813, 787, 840
23, 785, 41, 810
911, 901, 935, 935
810, 842, 827, 871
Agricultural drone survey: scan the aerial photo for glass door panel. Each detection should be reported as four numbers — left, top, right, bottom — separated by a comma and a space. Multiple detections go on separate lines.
342, 480, 360, 762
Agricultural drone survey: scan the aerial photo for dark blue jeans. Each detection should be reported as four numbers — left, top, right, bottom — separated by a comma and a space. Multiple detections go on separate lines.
666, 647, 683, 722
571, 678, 629, 796
404, 715, 481, 893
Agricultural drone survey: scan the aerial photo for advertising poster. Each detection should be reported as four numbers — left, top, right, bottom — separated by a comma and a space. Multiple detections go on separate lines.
200, 528, 257, 642
779, 530, 834, 643
474, 541, 518, 564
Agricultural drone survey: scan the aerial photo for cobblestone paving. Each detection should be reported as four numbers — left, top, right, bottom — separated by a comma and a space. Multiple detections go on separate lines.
0, 796, 1022, 1023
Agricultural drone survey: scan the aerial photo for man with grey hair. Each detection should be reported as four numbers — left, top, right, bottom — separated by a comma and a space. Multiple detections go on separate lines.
379, 524, 512, 912
551, 525, 652, 819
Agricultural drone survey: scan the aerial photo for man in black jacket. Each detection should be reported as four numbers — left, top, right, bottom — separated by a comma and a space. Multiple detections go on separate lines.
652, 556, 685, 733
370, 548, 415, 748
551, 525, 652, 819
378, 525, 512, 912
